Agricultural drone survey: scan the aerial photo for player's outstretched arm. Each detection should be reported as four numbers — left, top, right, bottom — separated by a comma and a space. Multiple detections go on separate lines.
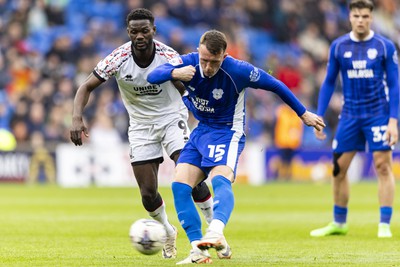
300, 111, 326, 131
70, 73, 103, 146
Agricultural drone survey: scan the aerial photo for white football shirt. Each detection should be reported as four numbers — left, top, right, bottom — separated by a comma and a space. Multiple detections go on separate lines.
94, 40, 187, 123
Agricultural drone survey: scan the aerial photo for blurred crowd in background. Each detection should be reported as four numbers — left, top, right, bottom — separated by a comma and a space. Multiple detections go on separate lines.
1, 0, 400, 152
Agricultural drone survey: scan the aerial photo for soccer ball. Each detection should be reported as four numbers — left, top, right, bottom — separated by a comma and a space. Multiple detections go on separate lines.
129, 219, 167, 255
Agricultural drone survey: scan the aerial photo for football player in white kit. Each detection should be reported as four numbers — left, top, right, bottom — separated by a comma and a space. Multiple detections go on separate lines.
70, 8, 213, 259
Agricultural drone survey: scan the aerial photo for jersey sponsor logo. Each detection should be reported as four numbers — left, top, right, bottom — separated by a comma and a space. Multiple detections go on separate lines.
193, 96, 215, 113
393, 51, 398, 65
249, 67, 260, 82
367, 48, 378, 60
169, 56, 183, 66
343, 51, 352, 58
347, 60, 374, 79
347, 69, 374, 78
212, 88, 224, 100
132, 84, 162, 95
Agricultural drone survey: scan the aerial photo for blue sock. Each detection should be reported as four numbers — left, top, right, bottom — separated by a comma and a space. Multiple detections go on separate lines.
171, 182, 202, 242
211, 175, 234, 225
380, 206, 392, 224
333, 205, 347, 224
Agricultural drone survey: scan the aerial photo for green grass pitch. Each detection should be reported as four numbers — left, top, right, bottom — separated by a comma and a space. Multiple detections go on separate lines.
1, 182, 399, 266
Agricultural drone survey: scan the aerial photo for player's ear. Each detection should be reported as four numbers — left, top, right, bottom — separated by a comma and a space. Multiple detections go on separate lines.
223, 52, 228, 58
153, 25, 157, 34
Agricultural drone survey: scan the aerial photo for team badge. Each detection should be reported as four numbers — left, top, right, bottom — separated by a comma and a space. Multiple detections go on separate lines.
169, 56, 183, 66
212, 88, 224, 100
367, 48, 378, 60
249, 67, 260, 82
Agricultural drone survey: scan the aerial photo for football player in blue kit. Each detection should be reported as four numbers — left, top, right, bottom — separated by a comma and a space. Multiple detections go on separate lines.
70, 8, 215, 259
148, 30, 325, 264
310, 0, 399, 238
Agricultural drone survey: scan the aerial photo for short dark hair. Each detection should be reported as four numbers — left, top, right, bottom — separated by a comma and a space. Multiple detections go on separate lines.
199, 30, 227, 55
349, 0, 374, 11
126, 8, 154, 26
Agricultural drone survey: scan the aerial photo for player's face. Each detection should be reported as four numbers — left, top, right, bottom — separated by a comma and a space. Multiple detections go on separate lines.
349, 8, 372, 39
198, 44, 227, 78
127, 20, 155, 51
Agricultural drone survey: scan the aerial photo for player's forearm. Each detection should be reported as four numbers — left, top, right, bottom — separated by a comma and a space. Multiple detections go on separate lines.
317, 80, 336, 117
72, 86, 91, 119
147, 64, 175, 84
386, 69, 399, 119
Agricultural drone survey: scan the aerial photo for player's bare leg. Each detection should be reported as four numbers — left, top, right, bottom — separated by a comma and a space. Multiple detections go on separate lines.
310, 152, 355, 237
373, 150, 395, 238
133, 162, 177, 258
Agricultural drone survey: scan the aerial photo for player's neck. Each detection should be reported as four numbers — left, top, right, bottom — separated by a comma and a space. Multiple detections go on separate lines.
350, 30, 373, 42
132, 42, 155, 68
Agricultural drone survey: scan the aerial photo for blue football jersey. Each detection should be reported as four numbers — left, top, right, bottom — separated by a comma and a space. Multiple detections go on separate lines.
318, 31, 399, 119
148, 53, 306, 132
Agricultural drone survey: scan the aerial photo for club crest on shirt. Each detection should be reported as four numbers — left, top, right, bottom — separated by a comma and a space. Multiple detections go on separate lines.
367, 48, 378, 60
169, 56, 183, 66
212, 88, 224, 100
249, 67, 260, 82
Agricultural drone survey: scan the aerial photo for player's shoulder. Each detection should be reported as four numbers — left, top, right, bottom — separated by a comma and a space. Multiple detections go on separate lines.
222, 56, 252, 71
372, 32, 396, 47
154, 39, 179, 60
109, 41, 132, 57
332, 33, 351, 47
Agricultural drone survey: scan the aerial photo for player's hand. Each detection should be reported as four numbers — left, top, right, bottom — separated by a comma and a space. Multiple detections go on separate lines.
300, 111, 326, 131
70, 117, 89, 146
314, 128, 327, 140
386, 118, 398, 146
172, 66, 196, 82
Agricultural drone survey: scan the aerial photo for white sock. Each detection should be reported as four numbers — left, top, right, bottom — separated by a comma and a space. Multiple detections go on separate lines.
148, 202, 175, 235
195, 197, 213, 224
208, 219, 225, 235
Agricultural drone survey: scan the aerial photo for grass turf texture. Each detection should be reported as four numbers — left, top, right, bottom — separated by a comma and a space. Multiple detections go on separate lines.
0, 182, 399, 266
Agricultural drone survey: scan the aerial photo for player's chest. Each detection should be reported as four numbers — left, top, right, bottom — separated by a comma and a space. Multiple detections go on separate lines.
339, 45, 384, 71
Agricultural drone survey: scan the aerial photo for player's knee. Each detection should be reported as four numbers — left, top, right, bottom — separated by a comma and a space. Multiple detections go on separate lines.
375, 160, 391, 177
192, 181, 211, 202
141, 191, 162, 211
333, 152, 343, 177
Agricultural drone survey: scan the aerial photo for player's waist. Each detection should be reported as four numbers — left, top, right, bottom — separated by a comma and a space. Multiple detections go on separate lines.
129, 109, 188, 124
341, 105, 389, 118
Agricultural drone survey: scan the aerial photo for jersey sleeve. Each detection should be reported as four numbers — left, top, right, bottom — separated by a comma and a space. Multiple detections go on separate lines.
317, 42, 340, 117
93, 47, 125, 81
147, 53, 196, 84
233, 60, 306, 117
384, 41, 399, 119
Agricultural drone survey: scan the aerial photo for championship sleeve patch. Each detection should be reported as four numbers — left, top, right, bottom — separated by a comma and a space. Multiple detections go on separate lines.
169, 56, 183, 66
393, 51, 398, 65
249, 67, 260, 82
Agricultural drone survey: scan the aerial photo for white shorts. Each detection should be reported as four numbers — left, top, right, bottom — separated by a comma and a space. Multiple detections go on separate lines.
128, 114, 190, 164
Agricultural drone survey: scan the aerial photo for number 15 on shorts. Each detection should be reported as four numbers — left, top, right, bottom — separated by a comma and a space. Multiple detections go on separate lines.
208, 144, 226, 162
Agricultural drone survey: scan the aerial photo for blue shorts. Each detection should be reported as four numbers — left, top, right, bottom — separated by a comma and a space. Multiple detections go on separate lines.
177, 124, 246, 177
333, 115, 392, 153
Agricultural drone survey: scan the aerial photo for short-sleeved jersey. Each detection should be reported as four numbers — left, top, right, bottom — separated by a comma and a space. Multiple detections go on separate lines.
318, 31, 399, 119
148, 53, 306, 133
93, 40, 187, 123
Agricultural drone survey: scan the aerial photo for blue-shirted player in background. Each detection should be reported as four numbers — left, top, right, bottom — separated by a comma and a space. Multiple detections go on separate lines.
310, 0, 399, 238
148, 30, 325, 264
